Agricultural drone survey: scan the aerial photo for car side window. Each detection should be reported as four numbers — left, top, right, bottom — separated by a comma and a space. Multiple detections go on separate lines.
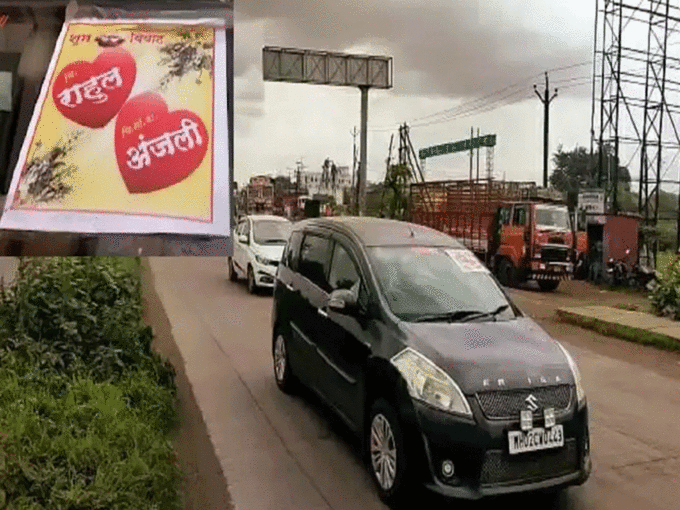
284, 231, 303, 271
298, 234, 332, 292
328, 242, 361, 292
243, 220, 251, 236
513, 206, 527, 226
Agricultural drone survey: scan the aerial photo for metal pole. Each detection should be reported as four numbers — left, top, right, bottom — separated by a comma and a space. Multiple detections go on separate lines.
358, 85, 369, 216
470, 127, 474, 181
543, 74, 549, 188
476, 128, 480, 182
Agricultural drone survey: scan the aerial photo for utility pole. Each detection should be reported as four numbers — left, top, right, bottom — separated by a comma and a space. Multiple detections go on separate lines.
534, 72, 558, 188
469, 127, 474, 181
476, 128, 480, 182
351, 126, 358, 214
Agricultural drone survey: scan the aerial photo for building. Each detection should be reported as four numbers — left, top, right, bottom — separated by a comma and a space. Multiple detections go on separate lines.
245, 175, 274, 214
301, 165, 352, 205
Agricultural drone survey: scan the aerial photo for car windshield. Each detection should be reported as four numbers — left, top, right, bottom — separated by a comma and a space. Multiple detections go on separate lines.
252, 220, 292, 244
535, 206, 570, 231
368, 246, 517, 323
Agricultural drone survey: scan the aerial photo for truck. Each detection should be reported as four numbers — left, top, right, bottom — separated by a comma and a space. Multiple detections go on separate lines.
409, 179, 587, 292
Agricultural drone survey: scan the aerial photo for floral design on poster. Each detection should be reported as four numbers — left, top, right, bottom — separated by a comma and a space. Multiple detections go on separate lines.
9, 22, 216, 222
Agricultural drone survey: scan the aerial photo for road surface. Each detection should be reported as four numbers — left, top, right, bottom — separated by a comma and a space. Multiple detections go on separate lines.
148, 257, 680, 510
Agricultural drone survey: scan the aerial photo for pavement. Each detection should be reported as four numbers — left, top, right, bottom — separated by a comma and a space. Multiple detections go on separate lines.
146, 257, 680, 510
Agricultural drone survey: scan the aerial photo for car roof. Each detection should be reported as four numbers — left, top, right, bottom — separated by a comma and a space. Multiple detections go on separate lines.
294, 216, 466, 248
246, 214, 291, 222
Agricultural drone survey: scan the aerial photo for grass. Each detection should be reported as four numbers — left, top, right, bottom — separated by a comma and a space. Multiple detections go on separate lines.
557, 308, 680, 353
0, 257, 179, 510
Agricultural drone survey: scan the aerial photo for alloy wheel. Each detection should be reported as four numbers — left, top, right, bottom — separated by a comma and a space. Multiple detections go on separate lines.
370, 413, 398, 491
274, 334, 287, 383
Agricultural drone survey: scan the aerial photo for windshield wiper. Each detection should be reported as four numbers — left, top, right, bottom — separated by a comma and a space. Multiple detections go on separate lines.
457, 304, 511, 322
413, 310, 485, 323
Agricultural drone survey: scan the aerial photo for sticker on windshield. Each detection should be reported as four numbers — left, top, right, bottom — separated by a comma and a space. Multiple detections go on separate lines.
446, 249, 489, 273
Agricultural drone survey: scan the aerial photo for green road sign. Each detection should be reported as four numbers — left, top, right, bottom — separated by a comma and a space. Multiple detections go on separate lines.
419, 134, 496, 160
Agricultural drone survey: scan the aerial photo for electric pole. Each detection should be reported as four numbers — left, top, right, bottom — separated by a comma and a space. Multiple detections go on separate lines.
534, 72, 558, 188
469, 127, 474, 181
351, 127, 358, 214
476, 128, 480, 182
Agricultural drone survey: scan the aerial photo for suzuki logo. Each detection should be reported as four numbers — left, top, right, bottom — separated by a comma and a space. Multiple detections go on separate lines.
525, 394, 539, 412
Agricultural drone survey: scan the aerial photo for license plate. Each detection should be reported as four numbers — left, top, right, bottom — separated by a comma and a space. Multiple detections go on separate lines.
508, 425, 564, 455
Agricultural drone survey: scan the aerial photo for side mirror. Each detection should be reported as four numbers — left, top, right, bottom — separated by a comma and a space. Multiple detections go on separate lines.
328, 288, 358, 313
238, 234, 248, 244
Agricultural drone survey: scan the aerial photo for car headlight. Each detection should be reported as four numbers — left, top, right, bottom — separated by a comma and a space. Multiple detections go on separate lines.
391, 348, 472, 417
556, 342, 586, 405
255, 254, 273, 266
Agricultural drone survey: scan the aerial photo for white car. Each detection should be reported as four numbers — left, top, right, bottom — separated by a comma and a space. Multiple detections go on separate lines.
229, 215, 293, 293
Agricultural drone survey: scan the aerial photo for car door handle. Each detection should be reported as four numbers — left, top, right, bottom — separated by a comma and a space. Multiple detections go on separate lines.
317, 307, 328, 318
285, 282, 294, 291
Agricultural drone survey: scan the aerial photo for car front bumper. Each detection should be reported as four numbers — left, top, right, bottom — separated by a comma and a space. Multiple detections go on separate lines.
406, 397, 591, 500
253, 262, 278, 287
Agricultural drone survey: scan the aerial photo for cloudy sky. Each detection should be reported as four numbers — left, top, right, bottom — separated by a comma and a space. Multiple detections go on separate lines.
234, 0, 599, 187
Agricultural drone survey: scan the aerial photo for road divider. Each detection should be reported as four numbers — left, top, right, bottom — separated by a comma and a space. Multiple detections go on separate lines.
556, 305, 680, 352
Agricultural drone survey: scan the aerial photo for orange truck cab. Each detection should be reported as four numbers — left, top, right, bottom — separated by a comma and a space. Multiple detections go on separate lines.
491, 201, 585, 291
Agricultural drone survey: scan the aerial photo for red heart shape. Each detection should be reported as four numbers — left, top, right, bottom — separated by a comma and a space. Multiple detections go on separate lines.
52, 47, 136, 128
114, 92, 209, 194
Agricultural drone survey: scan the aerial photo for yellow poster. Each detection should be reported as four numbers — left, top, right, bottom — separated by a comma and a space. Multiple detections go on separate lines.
9, 22, 216, 222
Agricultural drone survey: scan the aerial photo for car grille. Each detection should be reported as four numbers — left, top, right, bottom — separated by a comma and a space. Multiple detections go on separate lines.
541, 245, 569, 263
479, 439, 579, 486
476, 385, 572, 420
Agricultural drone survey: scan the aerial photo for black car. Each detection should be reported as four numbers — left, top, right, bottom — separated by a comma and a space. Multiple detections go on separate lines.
271, 217, 591, 504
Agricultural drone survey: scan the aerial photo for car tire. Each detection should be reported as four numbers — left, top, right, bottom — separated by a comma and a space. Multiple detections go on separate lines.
247, 265, 258, 294
366, 398, 411, 507
537, 279, 560, 292
228, 257, 238, 282
496, 258, 516, 287
273, 330, 296, 394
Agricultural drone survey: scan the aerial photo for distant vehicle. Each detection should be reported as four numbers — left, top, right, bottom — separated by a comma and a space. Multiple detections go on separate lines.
229, 215, 293, 293
410, 180, 588, 292
271, 216, 591, 504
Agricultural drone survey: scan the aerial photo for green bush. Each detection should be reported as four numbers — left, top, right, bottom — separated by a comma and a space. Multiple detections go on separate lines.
0, 257, 180, 510
0, 257, 174, 387
650, 257, 680, 319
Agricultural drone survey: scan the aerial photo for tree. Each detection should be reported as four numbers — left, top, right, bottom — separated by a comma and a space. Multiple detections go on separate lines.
381, 163, 415, 219
550, 144, 631, 194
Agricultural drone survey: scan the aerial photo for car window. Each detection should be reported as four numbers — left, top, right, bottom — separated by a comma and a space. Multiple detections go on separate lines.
284, 231, 303, 271
368, 246, 517, 322
252, 220, 292, 245
328, 242, 361, 292
298, 234, 332, 292
513, 206, 527, 226
243, 220, 251, 236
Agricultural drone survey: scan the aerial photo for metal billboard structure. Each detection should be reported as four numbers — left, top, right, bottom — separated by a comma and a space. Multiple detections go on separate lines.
593, 0, 680, 267
263, 46, 393, 215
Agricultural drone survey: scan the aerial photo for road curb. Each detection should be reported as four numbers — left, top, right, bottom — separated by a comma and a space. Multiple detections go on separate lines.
556, 307, 680, 352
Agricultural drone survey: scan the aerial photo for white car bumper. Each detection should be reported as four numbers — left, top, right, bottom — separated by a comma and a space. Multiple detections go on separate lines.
253, 262, 278, 287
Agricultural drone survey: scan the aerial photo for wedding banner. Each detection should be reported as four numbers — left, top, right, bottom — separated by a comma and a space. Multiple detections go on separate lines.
0, 5, 231, 235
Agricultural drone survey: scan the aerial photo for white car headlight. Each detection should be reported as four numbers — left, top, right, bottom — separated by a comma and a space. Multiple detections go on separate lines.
391, 348, 472, 417
255, 254, 274, 266
556, 342, 586, 405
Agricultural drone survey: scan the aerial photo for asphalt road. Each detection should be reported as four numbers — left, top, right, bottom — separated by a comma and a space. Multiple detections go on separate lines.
150, 257, 680, 510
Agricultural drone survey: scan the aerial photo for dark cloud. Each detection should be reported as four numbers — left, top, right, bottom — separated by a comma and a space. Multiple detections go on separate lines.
236, 0, 591, 99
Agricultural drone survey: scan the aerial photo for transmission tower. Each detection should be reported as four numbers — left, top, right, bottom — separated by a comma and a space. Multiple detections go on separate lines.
593, 0, 680, 268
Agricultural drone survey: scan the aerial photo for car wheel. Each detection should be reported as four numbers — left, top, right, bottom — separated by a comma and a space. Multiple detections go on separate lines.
537, 279, 560, 292
228, 258, 238, 282
273, 331, 296, 394
496, 258, 516, 287
247, 265, 258, 294
367, 399, 410, 506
